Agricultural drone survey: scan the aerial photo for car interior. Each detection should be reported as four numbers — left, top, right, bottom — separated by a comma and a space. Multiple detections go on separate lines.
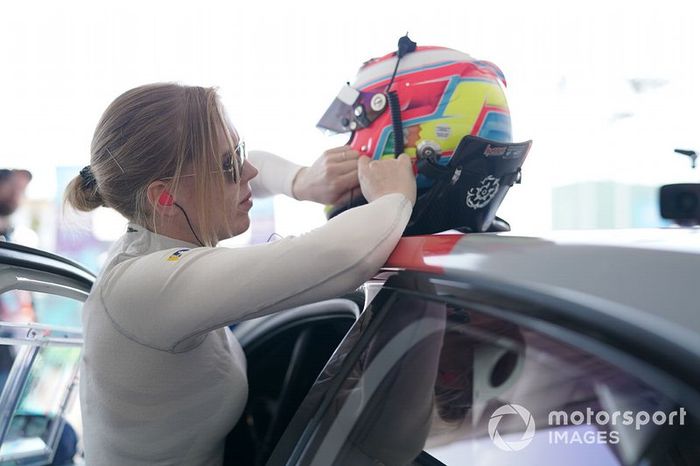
224, 292, 364, 466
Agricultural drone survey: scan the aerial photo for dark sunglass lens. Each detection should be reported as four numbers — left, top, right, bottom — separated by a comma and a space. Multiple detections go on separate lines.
219, 152, 235, 182
222, 152, 233, 170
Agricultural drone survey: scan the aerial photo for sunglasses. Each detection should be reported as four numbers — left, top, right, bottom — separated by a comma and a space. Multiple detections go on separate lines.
162, 140, 247, 183
221, 140, 247, 183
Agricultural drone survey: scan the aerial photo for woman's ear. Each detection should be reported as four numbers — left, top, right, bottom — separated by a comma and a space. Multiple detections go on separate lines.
147, 180, 177, 217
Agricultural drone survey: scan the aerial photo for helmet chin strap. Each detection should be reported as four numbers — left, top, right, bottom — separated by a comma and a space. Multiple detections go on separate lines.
173, 202, 204, 246
386, 34, 417, 158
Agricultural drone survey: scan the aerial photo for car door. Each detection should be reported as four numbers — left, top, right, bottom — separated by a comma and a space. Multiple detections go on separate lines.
0, 242, 93, 466
267, 271, 700, 466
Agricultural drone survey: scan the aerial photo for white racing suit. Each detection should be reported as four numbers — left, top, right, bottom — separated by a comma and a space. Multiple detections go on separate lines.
80, 151, 412, 465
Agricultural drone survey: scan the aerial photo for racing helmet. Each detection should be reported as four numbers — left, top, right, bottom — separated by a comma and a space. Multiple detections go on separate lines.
318, 36, 531, 235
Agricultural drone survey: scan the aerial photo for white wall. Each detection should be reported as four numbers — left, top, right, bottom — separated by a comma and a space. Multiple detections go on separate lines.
2, 0, 699, 236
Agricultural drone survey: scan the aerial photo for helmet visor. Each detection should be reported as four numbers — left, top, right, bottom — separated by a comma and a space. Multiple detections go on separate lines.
317, 85, 387, 134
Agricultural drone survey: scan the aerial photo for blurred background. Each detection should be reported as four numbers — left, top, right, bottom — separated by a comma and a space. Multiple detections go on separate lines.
1, 0, 699, 273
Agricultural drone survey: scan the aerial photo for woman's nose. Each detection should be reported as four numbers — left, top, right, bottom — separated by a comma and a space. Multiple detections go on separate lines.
241, 160, 258, 183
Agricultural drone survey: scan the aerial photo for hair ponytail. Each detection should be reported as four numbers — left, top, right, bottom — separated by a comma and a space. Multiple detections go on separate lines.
64, 174, 105, 212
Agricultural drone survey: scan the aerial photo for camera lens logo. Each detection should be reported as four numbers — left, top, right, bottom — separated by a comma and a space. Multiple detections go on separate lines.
488, 404, 536, 451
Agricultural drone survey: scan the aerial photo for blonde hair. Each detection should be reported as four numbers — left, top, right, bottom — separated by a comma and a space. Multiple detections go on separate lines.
64, 83, 239, 246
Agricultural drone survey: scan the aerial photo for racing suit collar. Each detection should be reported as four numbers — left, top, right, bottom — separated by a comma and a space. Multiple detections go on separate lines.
125, 222, 200, 251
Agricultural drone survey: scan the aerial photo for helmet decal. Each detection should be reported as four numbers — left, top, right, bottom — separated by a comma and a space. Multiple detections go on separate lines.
466, 175, 500, 209
373, 77, 511, 164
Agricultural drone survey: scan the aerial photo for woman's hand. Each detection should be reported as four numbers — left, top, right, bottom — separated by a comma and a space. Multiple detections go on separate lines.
358, 153, 417, 206
292, 146, 361, 204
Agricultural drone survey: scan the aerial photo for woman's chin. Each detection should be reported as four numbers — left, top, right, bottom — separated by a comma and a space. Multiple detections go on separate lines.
233, 215, 251, 235
218, 216, 250, 241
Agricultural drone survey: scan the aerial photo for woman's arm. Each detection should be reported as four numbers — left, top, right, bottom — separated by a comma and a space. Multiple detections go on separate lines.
248, 150, 303, 199
101, 193, 411, 353
249, 147, 360, 204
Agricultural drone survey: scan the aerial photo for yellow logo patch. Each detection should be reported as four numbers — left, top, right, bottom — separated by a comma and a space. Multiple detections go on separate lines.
167, 248, 190, 262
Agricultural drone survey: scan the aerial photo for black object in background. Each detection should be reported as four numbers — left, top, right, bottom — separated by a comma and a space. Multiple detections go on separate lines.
674, 148, 697, 169
659, 184, 700, 225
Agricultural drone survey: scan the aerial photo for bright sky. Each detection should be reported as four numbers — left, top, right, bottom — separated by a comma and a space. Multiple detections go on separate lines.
2, 0, 699, 234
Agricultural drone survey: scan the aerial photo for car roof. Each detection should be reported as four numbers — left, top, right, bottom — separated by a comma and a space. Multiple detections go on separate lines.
385, 228, 700, 353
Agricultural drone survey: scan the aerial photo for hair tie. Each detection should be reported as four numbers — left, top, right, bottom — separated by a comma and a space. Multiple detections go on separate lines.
79, 166, 97, 188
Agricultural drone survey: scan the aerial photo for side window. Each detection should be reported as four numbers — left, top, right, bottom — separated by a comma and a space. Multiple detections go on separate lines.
294, 287, 699, 466
0, 290, 82, 465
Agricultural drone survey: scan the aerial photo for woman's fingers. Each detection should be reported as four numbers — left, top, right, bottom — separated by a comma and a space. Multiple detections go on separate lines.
334, 170, 361, 193
357, 153, 416, 205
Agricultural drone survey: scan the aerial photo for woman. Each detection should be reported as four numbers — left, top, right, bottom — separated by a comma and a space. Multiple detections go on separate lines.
64, 83, 415, 465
